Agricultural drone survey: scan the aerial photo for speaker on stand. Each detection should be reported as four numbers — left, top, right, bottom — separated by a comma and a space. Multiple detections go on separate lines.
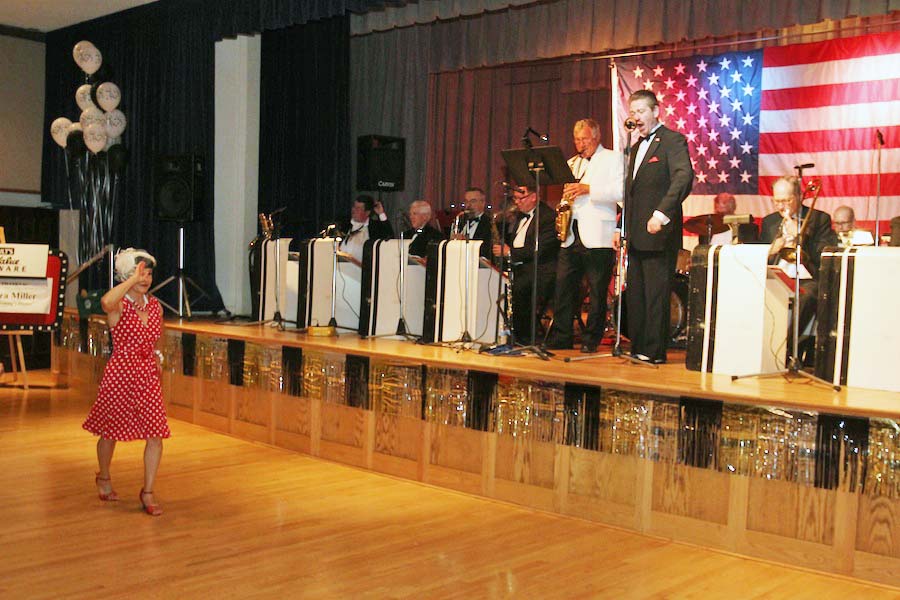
150, 154, 210, 318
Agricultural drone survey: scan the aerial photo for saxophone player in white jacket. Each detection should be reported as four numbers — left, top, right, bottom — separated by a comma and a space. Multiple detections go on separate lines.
545, 118, 624, 352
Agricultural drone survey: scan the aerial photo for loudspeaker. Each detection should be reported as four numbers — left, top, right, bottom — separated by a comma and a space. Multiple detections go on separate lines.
357, 135, 405, 192
155, 154, 203, 222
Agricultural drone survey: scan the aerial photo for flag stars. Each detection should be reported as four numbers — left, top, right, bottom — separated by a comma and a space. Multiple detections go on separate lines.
697, 115, 709, 128
664, 77, 676, 89
686, 131, 698, 143
729, 127, 742, 140
653, 65, 665, 77
742, 83, 755, 96
675, 63, 686, 75
740, 170, 752, 182
675, 117, 687, 129
730, 99, 743, 112
675, 89, 687, 102
707, 72, 720, 86
719, 86, 732, 99
719, 57, 732, 70
741, 113, 754, 126
686, 103, 697, 115
644, 80, 655, 90
708, 129, 720, 142
742, 56, 754, 68
697, 60, 708, 72
632, 66, 644, 78
717, 142, 730, 155
740, 141, 753, 154
697, 88, 709, 101
664, 105, 676, 116
718, 113, 731, 127
696, 144, 708, 156
685, 74, 698, 87
729, 156, 742, 169
707, 156, 719, 169
730, 71, 743, 84
708, 100, 720, 114
717, 171, 730, 183
696, 171, 708, 183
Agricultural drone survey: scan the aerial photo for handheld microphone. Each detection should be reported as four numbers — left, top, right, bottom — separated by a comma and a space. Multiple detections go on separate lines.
624, 118, 637, 131
877, 129, 885, 146
794, 163, 815, 170
496, 180, 513, 188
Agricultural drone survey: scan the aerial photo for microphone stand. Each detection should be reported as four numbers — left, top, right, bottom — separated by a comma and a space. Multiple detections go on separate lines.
566, 124, 649, 366
875, 130, 884, 246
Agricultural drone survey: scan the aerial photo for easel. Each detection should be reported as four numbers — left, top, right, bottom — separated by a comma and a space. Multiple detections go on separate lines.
0, 228, 30, 389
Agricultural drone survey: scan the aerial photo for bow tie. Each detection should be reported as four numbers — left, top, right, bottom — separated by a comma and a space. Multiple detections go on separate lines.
637, 136, 648, 145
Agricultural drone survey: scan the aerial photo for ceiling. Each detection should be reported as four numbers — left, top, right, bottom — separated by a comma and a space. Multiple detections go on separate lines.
0, 0, 156, 33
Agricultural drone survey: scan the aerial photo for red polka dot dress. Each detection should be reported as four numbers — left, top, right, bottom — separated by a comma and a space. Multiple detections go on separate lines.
83, 294, 171, 441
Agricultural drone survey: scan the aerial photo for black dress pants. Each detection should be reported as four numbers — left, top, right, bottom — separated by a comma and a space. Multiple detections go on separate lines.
625, 247, 677, 361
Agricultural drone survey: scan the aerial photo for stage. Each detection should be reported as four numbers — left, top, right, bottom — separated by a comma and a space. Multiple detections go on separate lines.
54, 314, 900, 587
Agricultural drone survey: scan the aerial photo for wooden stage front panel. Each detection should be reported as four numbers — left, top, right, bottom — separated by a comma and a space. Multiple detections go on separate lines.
54, 315, 900, 587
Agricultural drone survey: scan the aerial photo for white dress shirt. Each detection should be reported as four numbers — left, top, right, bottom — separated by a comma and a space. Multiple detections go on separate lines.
513, 210, 534, 248
631, 123, 670, 226
340, 218, 370, 262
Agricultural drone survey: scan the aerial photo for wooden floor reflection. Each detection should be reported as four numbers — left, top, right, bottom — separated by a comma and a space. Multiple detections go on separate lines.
1, 376, 897, 599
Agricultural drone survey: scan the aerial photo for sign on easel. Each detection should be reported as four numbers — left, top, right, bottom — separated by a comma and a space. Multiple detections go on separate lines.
0, 243, 68, 332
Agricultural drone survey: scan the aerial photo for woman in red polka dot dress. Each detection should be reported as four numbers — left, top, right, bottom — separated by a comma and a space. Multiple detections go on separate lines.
83, 248, 170, 516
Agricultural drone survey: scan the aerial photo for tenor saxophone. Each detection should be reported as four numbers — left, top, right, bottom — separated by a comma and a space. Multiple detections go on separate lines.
556, 194, 573, 242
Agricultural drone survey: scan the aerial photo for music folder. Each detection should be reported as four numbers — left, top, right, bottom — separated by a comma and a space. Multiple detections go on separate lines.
501, 145, 576, 187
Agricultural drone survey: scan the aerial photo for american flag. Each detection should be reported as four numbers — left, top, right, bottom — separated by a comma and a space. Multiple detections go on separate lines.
616, 31, 899, 223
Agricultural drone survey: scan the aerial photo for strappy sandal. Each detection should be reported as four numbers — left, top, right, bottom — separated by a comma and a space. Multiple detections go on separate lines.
95, 474, 119, 501
139, 489, 163, 516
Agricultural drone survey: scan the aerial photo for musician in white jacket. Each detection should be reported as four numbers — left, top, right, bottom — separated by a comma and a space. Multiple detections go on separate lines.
545, 118, 624, 352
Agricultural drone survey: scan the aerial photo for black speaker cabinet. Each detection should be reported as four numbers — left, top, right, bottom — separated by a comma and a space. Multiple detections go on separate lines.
357, 135, 405, 192
155, 154, 203, 222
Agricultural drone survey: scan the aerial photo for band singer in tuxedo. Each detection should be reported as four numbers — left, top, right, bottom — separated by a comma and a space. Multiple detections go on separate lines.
615, 90, 694, 364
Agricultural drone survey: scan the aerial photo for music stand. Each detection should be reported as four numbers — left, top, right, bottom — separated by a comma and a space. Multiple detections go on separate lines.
481, 186, 517, 354
500, 145, 574, 360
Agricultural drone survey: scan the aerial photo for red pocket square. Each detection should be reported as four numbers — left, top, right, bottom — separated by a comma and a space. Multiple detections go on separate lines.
648, 156, 660, 163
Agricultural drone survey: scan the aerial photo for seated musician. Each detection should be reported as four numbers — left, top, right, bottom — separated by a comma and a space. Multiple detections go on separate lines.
456, 187, 493, 261
700, 192, 758, 245
760, 175, 838, 363
403, 200, 445, 258
492, 183, 559, 345
339, 195, 393, 262
832, 205, 874, 247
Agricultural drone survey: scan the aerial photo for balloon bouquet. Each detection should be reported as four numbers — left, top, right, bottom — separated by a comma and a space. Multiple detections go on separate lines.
49, 41, 129, 269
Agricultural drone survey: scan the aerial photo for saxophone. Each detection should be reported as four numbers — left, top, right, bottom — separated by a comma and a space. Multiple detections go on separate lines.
259, 213, 274, 240
556, 194, 573, 242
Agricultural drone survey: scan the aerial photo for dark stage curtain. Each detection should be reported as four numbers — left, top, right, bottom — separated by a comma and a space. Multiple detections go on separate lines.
425, 60, 611, 211
40, 0, 395, 310
258, 16, 351, 240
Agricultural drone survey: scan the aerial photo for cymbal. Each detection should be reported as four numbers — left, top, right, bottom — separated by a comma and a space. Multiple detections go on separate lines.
684, 213, 728, 236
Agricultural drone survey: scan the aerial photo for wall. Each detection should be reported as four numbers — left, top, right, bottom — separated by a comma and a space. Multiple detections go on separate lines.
0, 34, 45, 206
214, 35, 261, 316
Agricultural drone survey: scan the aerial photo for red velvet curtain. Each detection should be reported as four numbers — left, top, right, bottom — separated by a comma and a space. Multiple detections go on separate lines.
425, 59, 611, 212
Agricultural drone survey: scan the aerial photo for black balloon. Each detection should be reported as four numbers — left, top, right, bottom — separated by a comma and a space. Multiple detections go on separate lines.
107, 144, 129, 174
65, 131, 86, 157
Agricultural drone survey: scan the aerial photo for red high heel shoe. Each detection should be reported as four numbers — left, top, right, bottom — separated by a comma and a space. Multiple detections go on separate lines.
139, 489, 163, 516
95, 474, 119, 501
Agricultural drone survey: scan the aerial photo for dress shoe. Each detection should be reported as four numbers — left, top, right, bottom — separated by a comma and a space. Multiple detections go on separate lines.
580, 342, 598, 353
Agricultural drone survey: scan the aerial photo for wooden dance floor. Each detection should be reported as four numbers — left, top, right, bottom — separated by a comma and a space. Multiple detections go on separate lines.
1, 375, 898, 599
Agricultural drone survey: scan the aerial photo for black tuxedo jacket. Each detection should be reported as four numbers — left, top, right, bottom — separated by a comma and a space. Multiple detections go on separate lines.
625, 125, 694, 252
403, 224, 445, 257
506, 202, 559, 269
467, 213, 493, 260
760, 208, 838, 276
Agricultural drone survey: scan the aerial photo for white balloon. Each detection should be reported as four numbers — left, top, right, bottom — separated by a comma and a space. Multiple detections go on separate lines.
74, 43, 102, 75
104, 136, 121, 151
84, 123, 107, 154
50, 117, 73, 147
80, 106, 105, 130
105, 109, 127, 138
72, 41, 95, 67
67, 122, 83, 135
76, 84, 95, 111
96, 82, 121, 112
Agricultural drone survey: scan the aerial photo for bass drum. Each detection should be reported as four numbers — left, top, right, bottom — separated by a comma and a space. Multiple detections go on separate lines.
609, 273, 689, 348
